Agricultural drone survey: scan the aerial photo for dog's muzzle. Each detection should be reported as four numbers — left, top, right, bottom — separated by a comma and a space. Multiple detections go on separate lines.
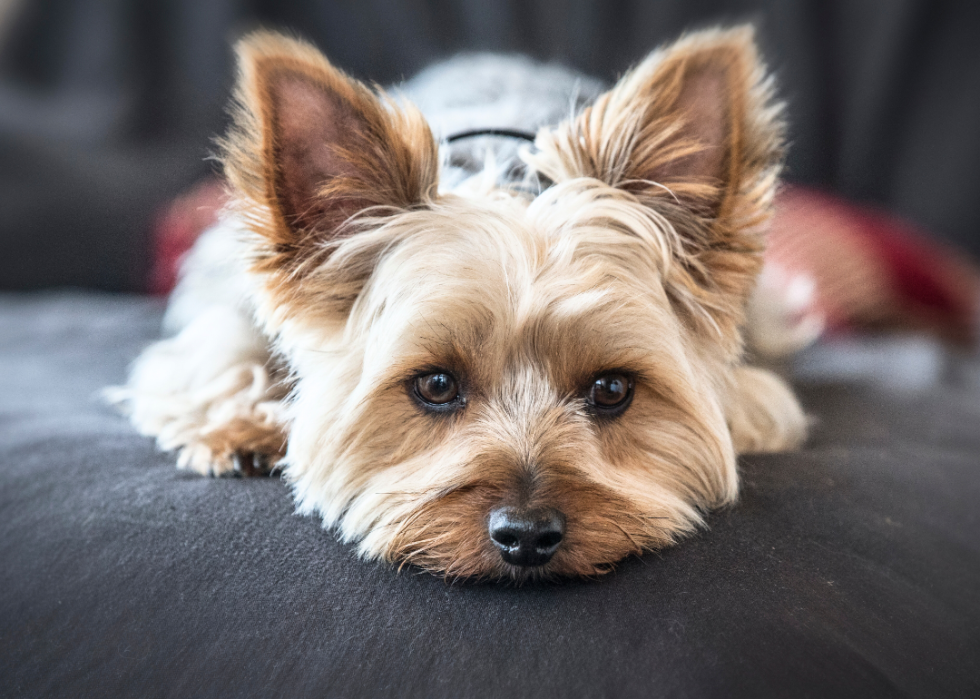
488, 506, 565, 567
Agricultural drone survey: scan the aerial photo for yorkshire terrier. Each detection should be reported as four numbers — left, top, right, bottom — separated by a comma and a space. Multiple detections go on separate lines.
113, 26, 807, 580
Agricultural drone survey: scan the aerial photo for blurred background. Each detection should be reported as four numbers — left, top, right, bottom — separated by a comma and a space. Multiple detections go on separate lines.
1, 0, 979, 299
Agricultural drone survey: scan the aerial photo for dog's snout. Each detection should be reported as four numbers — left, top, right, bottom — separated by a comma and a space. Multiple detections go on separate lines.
488, 506, 565, 567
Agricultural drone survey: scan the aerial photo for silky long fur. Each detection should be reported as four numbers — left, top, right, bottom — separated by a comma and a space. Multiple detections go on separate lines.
113, 27, 806, 580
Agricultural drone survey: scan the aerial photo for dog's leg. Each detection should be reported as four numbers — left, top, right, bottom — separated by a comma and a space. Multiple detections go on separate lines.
726, 365, 807, 454
110, 306, 288, 476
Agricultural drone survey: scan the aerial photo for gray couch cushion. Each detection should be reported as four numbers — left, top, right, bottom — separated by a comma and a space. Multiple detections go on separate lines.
1, 292, 979, 698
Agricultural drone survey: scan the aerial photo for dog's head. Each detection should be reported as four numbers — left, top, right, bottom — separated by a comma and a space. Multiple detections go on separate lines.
221, 28, 784, 579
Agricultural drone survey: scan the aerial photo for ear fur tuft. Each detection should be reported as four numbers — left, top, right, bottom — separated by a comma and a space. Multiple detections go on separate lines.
218, 31, 439, 276
528, 26, 786, 346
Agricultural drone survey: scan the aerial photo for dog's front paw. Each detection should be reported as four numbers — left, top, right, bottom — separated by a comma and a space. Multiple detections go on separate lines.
231, 451, 276, 477
174, 440, 282, 477
173, 441, 232, 476
727, 365, 808, 454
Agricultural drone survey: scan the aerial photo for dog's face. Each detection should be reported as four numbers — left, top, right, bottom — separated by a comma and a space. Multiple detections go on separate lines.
221, 28, 784, 579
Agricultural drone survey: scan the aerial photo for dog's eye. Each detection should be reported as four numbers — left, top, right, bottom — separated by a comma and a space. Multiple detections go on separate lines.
414, 372, 460, 407
588, 373, 634, 416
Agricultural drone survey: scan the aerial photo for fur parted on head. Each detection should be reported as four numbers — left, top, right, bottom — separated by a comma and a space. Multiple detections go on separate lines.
213, 27, 801, 580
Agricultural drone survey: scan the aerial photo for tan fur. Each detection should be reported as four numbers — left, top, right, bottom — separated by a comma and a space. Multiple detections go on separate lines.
527, 27, 783, 355
108, 307, 288, 474
219, 31, 439, 313
116, 27, 806, 580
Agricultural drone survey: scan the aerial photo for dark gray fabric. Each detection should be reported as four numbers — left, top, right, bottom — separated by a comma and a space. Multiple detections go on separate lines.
1, 292, 979, 698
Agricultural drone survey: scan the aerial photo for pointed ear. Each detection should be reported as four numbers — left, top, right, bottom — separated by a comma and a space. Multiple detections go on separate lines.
530, 27, 784, 343
534, 26, 783, 216
220, 31, 439, 270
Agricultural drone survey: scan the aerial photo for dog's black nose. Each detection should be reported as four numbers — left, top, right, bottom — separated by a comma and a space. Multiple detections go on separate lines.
488, 506, 565, 567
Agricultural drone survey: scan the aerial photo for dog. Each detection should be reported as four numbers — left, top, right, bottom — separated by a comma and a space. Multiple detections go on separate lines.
112, 26, 807, 580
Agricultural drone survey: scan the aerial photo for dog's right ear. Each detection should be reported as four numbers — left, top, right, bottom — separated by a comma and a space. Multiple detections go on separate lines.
528, 27, 784, 349
220, 31, 439, 275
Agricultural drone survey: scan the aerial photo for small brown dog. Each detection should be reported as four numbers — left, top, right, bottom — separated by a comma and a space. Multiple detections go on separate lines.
114, 26, 806, 580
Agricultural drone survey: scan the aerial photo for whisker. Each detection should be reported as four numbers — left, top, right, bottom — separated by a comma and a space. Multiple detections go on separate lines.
609, 520, 643, 553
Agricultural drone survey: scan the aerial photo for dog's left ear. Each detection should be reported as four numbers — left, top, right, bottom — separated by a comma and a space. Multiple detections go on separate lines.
532, 26, 784, 337
220, 31, 439, 275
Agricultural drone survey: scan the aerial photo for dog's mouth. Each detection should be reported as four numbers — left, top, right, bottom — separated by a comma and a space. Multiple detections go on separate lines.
385, 480, 666, 581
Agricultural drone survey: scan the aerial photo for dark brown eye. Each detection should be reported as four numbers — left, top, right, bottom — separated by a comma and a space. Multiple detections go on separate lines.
414, 372, 460, 407
589, 373, 634, 416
